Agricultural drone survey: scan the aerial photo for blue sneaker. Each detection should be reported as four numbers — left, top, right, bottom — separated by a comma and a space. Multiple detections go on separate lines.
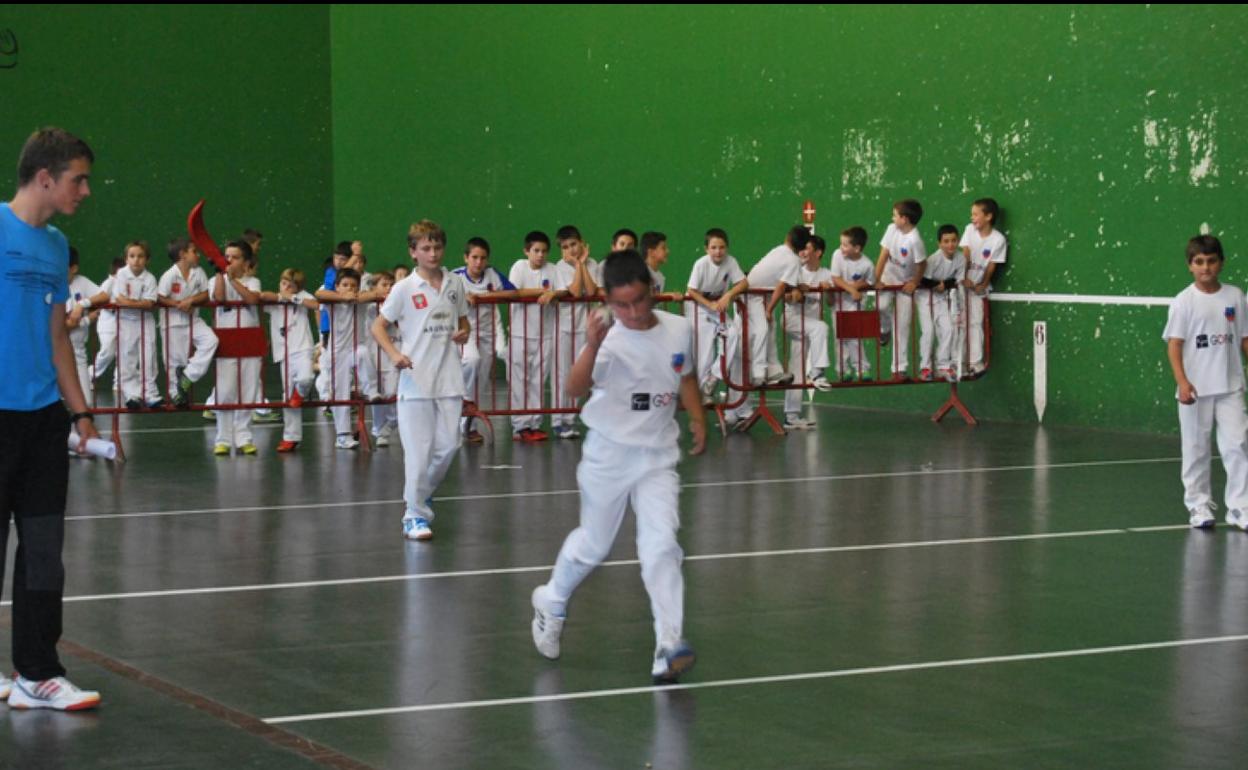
403, 516, 433, 541
651, 641, 696, 684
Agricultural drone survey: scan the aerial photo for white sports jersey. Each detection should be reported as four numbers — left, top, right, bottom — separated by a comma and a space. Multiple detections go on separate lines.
380, 268, 469, 400
214, 275, 261, 328
960, 225, 1008, 288
324, 292, 370, 353
748, 244, 802, 290
454, 266, 513, 333
580, 310, 693, 449
112, 268, 158, 325
1163, 283, 1248, 398
264, 291, 316, 361
687, 254, 746, 319
829, 250, 876, 286
923, 251, 967, 285
157, 264, 210, 328
879, 224, 927, 284
509, 260, 559, 339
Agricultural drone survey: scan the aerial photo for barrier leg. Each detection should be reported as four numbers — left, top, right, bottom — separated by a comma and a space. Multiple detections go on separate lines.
932, 382, 978, 426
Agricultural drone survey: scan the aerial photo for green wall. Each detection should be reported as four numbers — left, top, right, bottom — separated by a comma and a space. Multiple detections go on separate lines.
0, 5, 333, 286
330, 5, 1248, 434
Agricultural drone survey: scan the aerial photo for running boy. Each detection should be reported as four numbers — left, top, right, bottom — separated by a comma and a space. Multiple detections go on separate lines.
372, 219, 470, 541
917, 225, 967, 382
1163, 235, 1248, 530
874, 198, 927, 380
159, 237, 219, 407
830, 226, 874, 381
530, 249, 706, 683
960, 197, 1008, 375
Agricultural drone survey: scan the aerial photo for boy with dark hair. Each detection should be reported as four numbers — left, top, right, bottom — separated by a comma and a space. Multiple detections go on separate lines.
453, 237, 516, 443
66, 247, 101, 403
612, 228, 638, 252
0, 127, 101, 710
551, 225, 600, 439
160, 237, 219, 407
508, 230, 563, 441
874, 198, 927, 380
916, 225, 966, 381
745, 225, 811, 388
530, 249, 705, 683
960, 197, 1008, 375
212, 240, 262, 456
830, 226, 874, 381
1164, 235, 1248, 530
686, 228, 748, 406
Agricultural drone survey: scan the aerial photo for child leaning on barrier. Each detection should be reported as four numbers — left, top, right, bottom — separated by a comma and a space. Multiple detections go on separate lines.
260, 268, 317, 453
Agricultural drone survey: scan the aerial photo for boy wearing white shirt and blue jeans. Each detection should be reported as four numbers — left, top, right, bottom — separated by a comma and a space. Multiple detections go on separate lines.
530, 249, 706, 683
1164, 235, 1248, 530
373, 220, 471, 541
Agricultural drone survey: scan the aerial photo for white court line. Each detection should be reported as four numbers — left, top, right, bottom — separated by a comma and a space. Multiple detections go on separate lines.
7, 524, 1180, 607
262, 632, 1248, 724
66, 456, 1181, 522
990, 292, 1173, 308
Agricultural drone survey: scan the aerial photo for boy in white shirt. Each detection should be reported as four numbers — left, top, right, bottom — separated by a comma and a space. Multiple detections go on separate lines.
959, 197, 1008, 375
212, 241, 262, 456
783, 235, 834, 430
917, 225, 967, 381
551, 225, 601, 439
745, 226, 812, 387
112, 240, 162, 409
508, 231, 564, 441
685, 228, 747, 404
529, 249, 706, 684
159, 238, 219, 407
88, 257, 125, 392
372, 219, 471, 541
316, 268, 379, 449
364, 272, 399, 447
65, 248, 100, 403
453, 237, 517, 443
260, 268, 317, 453
1163, 235, 1248, 530
874, 198, 927, 381
829, 226, 875, 382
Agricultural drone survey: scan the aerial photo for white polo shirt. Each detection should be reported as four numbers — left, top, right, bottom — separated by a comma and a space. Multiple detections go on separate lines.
264, 291, 316, 361
748, 244, 802, 290
157, 264, 210, 328
829, 249, 876, 286
961, 226, 1008, 288
380, 268, 469, 400
509, 260, 559, 340
580, 310, 693, 448
879, 224, 927, 284
687, 254, 746, 319
214, 275, 261, 328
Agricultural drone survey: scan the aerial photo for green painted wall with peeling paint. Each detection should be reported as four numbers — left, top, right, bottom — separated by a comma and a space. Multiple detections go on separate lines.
330, 4, 1246, 434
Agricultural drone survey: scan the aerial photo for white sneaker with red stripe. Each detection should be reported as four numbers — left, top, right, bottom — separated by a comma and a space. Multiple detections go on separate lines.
7, 675, 101, 711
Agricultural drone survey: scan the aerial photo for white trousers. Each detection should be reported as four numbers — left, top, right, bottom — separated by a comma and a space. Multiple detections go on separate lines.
544, 431, 685, 650
117, 318, 160, 404
878, 291, 913, 375
160, 317, 220, 393
92, 312, 118, 387
279, 349, 315, 442
783, 315, 829, 416
1179, 391, 1248, 512
321, 343, 377, 435
967, 289, 988, 367
397, 396, 463, 521
509, 335, 551, 431
214, 357, 261, 447
745, 295, 779, 382
372, 361, 399, 438
692, 311, 742, 392
916, 290, 954, 371
552, 328, 586, 429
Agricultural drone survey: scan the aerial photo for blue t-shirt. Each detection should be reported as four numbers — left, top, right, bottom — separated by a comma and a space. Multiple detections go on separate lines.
320, 266, 338, 334
0, 202, 71, 410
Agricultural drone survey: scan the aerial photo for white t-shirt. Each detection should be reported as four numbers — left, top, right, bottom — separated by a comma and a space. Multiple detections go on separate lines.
580, 310, 693, 448
263, 291, 315, 361
67, 275, 100, 352
687, 254, 746, 319
112, 268, 158, 325
553, 259, 593, 332
379, 268, 469, 400
1162, 283, 1248, 399
509, 260, 559, 339
322, 290, 371, 354
649, 266, 667, 294
748, 244, 802, 290
960, 226, 1008, 289
879, 224, 927, 285
922, 251, 967, 285
454, 265, 513, 335
829, 249, 876, 286
788, 265, 833, 321
214, 275, 261, 329
157, 264, 210, 328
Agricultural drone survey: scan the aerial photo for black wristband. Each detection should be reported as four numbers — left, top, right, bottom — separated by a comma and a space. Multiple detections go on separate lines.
69, 411, 94, 423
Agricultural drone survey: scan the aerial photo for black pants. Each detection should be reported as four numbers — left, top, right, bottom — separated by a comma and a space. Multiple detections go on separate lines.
0, 402, 70, 680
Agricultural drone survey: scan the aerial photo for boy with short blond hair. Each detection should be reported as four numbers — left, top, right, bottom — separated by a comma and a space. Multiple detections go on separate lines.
260, 268, 317, 452
830, 226, 875, 381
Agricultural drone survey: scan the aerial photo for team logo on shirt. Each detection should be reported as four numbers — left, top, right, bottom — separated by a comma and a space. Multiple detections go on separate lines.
671, 353, 685, 372
173, 283, 182, 294
1197, 335, 1208, 349
541, 279, 550, 288
1226, 306, 1236, 322
900, 248, 909, 257
631, 393, 651, 411
412, 294, 428, 310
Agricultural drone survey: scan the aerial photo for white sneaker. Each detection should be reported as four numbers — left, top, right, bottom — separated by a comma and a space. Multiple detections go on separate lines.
7, 676, 101, 711
1190, 503, 1216, 529
374, 433, 390, 448
700, 378, 718, 399
784, 415, 816, 431
402, 516, 433, 541
810, 376, 834, 392
335, 435, 359, 450
531, 585, 565, 660
764, 365, 794, 386
1227, 508, 1248, 531
0, 672, 11, 699
651, 642, 696, 684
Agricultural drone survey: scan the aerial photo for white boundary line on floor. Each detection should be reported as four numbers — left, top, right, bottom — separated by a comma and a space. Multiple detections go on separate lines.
262, 632, 1248, 724
5, 522, 1193, 608
65, 456, 1180, 522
